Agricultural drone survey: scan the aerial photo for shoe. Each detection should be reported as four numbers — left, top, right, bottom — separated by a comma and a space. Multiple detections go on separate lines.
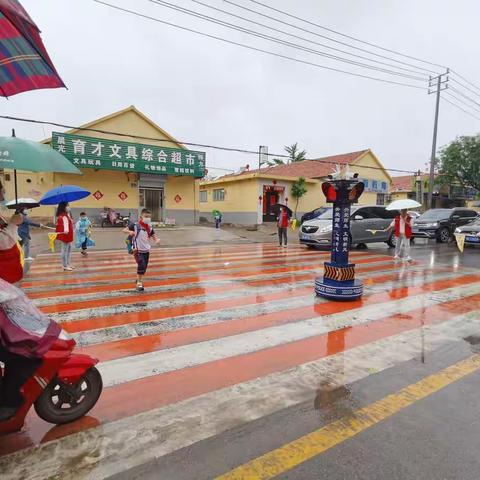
393, 255, 400, 261
404, 257, 413, 262
63, 266, 73, 271
80, 250, 88, 256
283, 244, 287, 248
0, 406, 18, 421
68, 265, 76, 270
136, 282, 144, 292
25, 257, 34, 262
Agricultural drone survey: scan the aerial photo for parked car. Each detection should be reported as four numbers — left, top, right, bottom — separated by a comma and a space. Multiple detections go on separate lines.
412, 208, 478, 243
299, 205, 398, 249
300, 207, 328, 225
455, 217, 480, 246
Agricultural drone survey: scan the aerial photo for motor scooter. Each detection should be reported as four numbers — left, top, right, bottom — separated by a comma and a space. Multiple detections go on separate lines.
0, 329, 102, 435
101, 208, 130, 228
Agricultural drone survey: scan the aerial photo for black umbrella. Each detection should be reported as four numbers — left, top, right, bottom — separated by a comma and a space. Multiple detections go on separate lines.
5, 197, 40, 210
270, 203, 293, 217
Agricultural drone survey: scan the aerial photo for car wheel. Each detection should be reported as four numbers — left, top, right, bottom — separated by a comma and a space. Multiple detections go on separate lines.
386, 232, 396, 248
437, 227, 451, 243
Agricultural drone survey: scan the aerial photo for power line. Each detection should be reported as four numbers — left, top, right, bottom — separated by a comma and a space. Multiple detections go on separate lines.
0, 113, 418, 174
444, 91, 480, 115
449, 86, 480, 110
182, 0, 431, 78
147, 0, 427, 81
246, 0, 447, 72
450, 78, 480, 100
93, 0, 426, 90
450, 70, 480, 94
443, 95, 480, 121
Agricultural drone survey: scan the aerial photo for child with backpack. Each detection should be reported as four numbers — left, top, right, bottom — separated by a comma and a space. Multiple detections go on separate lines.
124, 208, 160, 291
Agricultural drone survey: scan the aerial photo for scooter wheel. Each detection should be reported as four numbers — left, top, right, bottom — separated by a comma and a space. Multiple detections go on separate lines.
34, 367, 103, 425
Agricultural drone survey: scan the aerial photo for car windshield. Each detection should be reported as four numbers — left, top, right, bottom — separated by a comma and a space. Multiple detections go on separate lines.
418, 209, 451, 221
316, 208, 333, 220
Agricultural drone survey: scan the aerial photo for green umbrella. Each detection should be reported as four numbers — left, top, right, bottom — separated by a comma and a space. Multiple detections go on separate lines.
0, 131, 81, 202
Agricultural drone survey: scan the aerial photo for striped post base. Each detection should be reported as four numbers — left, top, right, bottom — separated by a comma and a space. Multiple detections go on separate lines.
315, 262, 363, 300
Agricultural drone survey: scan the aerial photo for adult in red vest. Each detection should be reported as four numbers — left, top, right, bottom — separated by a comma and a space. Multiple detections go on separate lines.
55, 201, 75, 271
385, 209, 413, 262
277, 207, 290, 247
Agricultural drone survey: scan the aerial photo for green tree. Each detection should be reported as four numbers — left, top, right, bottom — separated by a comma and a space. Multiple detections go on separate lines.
285, 142, 307, 163
267, 143, 307, 166
291, 177, 308, 219
438, 135, 480, 191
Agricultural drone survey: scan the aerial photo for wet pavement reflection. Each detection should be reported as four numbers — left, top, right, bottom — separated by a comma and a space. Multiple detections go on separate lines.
1, 241, 479, 479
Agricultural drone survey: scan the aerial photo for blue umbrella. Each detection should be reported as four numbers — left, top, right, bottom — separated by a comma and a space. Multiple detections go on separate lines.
39, 185, 90, 205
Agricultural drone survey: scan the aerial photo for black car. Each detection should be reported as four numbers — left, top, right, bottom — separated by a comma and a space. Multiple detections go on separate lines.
412, 208, 478, 243
300, 207, 328, 225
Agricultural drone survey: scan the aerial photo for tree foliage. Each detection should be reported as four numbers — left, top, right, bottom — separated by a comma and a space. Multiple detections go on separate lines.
438, 135, 480, 191
267, 143, 307, 166
291, 177, 308, 218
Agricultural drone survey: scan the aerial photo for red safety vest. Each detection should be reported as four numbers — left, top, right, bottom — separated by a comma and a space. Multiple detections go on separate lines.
394, 215, 412, 239
56, 214, 74, 243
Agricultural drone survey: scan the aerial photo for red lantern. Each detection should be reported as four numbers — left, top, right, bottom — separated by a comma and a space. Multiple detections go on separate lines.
285, 197, 289, 203
258, 195, 263, 204
272, 180, 277, 185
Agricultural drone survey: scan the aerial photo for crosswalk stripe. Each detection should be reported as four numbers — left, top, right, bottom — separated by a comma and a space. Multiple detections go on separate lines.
3, 244, 478, 478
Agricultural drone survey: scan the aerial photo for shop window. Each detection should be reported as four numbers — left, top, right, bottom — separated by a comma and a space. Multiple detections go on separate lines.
199, 190, 207, 202
376, 193, 386, 205
372, 180, 378, 191
381, 181, 387, 191
213, 188, 225, 201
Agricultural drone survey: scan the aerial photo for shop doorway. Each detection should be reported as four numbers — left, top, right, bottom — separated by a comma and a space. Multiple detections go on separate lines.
139, 188, 164, 221
263, 189, 279, 222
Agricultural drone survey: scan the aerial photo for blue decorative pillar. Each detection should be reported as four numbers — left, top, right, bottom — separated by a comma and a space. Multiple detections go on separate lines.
315, 177, 365, 301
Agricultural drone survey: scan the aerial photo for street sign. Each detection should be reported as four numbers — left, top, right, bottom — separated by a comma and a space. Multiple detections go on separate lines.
52, 132, 206, 178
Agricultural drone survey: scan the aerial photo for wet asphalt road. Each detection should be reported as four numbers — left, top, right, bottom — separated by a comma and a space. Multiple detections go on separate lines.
2, 239, 479, 480
111, 240, 480, 480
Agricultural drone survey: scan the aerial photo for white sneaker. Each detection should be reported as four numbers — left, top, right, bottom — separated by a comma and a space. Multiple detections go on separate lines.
393, 256, 400, 262
404, 257, 413, 263
68, 265, 76, 270
283, 244, 287, 248
25, 257, 34, 262
63, 266, 73, 271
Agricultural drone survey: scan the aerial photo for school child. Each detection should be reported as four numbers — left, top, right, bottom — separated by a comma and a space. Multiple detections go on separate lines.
124, 208, 160, 291
75, 212, 94, 256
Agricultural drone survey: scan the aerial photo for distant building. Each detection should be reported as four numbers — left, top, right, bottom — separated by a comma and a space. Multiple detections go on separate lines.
198, 149, 392, 225
391, 173, 478, 209
1, 106, 205, 224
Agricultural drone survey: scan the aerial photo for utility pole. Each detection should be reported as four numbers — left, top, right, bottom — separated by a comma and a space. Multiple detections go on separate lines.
427, 69, 449, 209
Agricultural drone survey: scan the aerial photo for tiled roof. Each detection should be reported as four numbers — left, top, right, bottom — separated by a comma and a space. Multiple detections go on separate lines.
391, 173, 430, 192
222, 149, 370, 180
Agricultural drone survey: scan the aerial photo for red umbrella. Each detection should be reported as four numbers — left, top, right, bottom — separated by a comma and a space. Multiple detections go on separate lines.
0, 0, 65, 97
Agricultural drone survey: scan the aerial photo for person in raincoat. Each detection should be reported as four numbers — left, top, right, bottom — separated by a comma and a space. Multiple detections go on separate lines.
75, 212, 94, 256
0, 278, 60, 421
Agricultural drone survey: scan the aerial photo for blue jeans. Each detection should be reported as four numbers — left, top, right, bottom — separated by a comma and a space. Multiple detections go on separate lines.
21, 237, 30, 258
61, 242, 72, 267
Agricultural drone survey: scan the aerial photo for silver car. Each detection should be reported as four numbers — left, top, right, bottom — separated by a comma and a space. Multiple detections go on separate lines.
299, 205, 397, 249
455, 217, 480, 246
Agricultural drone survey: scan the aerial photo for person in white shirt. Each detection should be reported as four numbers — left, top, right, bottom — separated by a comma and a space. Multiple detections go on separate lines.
385, 209, 414, 262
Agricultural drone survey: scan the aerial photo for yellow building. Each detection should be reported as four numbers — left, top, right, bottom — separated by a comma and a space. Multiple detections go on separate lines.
1, 106, 205, 224
199, 149, 392, 224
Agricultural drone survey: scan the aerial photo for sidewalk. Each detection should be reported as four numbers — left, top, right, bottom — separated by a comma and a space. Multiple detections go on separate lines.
28, 224, 300, 256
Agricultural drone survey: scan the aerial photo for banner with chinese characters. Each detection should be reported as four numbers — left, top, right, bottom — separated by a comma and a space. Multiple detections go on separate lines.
51, 132, 206, 177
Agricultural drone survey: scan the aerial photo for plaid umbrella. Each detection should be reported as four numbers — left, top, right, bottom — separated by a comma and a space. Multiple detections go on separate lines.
0, 0, 65, 97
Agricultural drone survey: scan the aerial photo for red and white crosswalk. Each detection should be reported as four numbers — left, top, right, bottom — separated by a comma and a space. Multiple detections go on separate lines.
1, 244, 479, 479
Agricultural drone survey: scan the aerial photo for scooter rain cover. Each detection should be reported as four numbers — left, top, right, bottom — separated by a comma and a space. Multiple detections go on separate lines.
0, 278, 60, 358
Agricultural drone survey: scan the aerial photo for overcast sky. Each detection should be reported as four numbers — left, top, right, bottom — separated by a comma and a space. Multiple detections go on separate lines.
2, 0, 480, 177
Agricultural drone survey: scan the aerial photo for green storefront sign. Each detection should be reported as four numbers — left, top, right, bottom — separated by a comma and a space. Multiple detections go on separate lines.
51, 132, 206, 177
